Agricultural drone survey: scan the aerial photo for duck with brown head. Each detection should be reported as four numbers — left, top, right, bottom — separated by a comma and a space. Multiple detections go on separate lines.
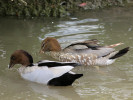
9, 50, 33, 68
40, 37, 61, 53
40, 37, 129, 66
9, 50, 83, 86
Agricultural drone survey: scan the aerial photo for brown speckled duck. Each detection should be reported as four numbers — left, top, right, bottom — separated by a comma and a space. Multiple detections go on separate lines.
40, 37, 129, 66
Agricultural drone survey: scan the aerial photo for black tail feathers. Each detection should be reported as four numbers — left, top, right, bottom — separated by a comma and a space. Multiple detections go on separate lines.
48, 73, 83, 86
109, 47, 129, 59
73, 74, 83, 79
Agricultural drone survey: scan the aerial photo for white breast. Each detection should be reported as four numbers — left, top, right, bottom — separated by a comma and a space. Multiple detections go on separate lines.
18, 65, 74, 84
18, 66, 54, 84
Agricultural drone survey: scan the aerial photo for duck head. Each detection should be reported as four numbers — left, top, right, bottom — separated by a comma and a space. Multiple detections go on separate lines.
9, 50, 33, 68
40, 37, 61, 53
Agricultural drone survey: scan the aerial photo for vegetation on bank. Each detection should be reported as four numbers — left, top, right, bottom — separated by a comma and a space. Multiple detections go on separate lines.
0, 0, 127, 17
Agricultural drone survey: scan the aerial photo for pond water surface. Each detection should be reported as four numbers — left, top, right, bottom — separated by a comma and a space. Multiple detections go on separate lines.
0, 6, 133, 100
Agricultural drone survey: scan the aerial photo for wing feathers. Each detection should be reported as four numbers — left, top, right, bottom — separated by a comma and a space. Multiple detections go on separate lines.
35, 60, 80, 79
37, 60, 79, 67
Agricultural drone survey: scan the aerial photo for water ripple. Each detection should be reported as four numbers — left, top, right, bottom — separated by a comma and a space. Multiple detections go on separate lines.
39, 18, 103, 41
0, 41, 6, 59
76, 84, 133, 100
63, 18, 99, 25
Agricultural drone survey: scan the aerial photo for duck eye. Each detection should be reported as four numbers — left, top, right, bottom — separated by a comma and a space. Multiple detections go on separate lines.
11, 56, 16, 60
41, 43, 45, 48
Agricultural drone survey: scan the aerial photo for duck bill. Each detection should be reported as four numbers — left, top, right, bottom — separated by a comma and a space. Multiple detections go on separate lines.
39, 49, 44, 54
8, 62, 14, 69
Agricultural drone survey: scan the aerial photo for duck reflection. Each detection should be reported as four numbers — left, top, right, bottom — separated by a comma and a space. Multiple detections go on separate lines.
29, 82, 82, 100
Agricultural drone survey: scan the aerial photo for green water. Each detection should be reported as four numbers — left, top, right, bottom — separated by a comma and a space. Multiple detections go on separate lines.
0, 6, 133, 100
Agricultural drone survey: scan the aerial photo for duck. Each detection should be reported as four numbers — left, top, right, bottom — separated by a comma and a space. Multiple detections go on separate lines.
8, 50, 83, 86
40, 37, 129, 66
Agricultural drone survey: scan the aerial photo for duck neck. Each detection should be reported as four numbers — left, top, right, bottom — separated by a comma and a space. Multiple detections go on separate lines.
46, 51, 61, 60
22, 51, 34, 67
27, 63, 34, 67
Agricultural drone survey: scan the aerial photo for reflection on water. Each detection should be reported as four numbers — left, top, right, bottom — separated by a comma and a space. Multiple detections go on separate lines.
29, 82, 82, 100
49, 18, 100, 36
0, 6, 133, 100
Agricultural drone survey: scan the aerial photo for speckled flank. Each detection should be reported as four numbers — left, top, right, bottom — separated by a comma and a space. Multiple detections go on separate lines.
46, 52, 116, 66
43, 38, 129, 67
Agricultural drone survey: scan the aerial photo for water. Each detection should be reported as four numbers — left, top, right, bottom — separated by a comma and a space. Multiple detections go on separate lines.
0, 6, 133, 100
